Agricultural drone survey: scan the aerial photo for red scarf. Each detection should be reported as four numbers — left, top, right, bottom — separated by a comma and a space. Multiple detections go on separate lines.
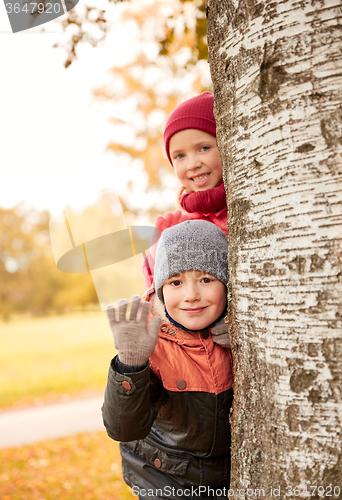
179, 182, 226, 213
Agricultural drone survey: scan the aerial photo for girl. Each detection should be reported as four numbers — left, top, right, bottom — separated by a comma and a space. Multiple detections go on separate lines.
143, 91, 227, 289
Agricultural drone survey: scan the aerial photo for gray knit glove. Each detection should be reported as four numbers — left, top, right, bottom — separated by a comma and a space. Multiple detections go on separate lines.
211, 317, 231, 348
107, 295, 162, 366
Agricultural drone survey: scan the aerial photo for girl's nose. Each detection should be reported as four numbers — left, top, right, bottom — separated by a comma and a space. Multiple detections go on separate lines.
186, 153, 201, 171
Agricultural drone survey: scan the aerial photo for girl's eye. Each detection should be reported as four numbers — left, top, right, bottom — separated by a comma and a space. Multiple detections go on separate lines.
174, 153, 185, 160
201, 146, 210, 152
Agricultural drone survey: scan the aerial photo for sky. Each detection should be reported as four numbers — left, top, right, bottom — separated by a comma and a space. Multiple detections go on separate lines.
0, 0, 182, 219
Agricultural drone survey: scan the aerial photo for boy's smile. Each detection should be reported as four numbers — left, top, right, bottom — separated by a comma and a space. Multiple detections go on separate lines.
169, 129, 223, 192
162, 270, 227, 331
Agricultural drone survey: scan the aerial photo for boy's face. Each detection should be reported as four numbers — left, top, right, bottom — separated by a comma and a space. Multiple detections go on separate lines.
169, 129, 223, 192
163, 270, 226, 331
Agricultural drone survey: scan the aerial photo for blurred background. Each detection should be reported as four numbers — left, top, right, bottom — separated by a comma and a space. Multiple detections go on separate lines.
0, 0, 212, 498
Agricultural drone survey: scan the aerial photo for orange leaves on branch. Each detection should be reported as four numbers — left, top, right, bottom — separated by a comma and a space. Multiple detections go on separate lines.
57, 0, 207, 69
58, 0, 211, 216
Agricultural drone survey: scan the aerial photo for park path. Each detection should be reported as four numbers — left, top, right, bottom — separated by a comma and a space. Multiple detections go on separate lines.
0, 395, 105, 448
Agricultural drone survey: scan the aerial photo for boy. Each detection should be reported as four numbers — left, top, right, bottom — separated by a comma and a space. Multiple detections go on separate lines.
102, 220, 233, 500
143, 91, 227, 289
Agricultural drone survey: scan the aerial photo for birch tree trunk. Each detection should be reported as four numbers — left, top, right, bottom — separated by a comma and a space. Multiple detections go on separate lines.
206, 0, 342, 496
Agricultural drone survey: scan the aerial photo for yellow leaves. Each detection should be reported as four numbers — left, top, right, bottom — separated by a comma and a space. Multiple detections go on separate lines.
106, 143, 142, 157
121, 73, 144, 93
0, 431, 132, 500
121, 0, 167, 29
28, 458, 49, 468
183, 30, 197, 50
45, 475, 59, 484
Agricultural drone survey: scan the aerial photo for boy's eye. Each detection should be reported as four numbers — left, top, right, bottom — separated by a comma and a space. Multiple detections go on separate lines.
169, 279, 182, 287
201, 277, 214, 283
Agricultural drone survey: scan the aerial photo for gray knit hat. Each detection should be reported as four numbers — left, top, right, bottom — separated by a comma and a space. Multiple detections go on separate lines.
154, 220, 228, 302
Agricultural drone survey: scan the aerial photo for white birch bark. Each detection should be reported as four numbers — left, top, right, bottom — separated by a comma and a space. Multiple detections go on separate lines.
206, 0, 342, 496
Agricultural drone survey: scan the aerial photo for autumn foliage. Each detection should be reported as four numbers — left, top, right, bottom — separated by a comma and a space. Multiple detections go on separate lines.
0, 204, 99, 321
0, 431, 132, 500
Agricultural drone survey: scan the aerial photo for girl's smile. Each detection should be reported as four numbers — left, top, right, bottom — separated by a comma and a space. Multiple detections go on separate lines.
169, 129, 223, 192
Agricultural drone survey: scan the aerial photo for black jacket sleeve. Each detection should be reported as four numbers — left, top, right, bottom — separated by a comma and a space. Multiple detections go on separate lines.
114, 356, 148, 374
101, 355, 161, 442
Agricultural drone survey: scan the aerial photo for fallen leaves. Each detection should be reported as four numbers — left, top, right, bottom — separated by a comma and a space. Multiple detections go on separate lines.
0, 431, 132, 500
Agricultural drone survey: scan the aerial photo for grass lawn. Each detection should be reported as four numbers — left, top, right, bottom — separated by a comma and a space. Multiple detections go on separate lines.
0, 431, 132, 500
0, 312, 135, 499
0, 311, 115, 409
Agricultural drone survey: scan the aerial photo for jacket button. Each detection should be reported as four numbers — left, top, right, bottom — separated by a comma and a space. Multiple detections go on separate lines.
176, 380, 187, 390
154, 458, 162, 468
122, 381, 131, 391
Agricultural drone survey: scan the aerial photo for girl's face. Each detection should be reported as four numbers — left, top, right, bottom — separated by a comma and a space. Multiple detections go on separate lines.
163, 270, 226, 331
169, 129, 223, 192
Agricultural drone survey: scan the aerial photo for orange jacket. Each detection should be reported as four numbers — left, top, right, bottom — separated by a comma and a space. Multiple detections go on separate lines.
102, 291, 234, 493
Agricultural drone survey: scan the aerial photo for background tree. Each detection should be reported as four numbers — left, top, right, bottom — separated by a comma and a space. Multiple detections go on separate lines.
54, 0, 211, 220
4, 1, 212, 318
56, 0, 207, 69
207, 0, 342, 494
0, 205, 98, 320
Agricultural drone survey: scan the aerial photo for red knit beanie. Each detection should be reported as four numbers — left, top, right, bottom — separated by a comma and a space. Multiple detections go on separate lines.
163, 91, 216, 165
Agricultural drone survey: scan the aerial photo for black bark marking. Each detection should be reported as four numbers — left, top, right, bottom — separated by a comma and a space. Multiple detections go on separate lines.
259, 55, 288, 102
308, 343, 320, 357
232, 0, 264, 29
290, 369, 318, 393
309, 253, 325, 272
286, 256, 306, 274
251, 260, 287, 277
322, 452, 342, 484
285, 404, 300, 432
295, 143, 315, 153
254, 158, 263, 170
320, 107, 342, 148
308, 388, 323, 403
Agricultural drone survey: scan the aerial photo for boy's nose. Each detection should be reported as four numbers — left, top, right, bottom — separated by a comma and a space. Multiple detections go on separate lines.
184, 285, 200, 301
